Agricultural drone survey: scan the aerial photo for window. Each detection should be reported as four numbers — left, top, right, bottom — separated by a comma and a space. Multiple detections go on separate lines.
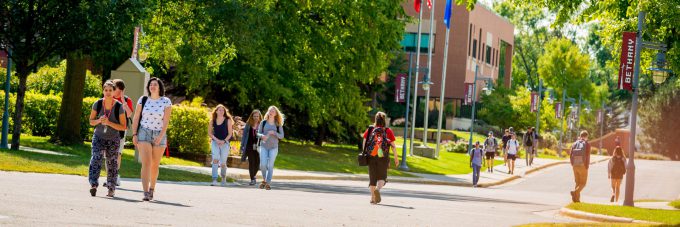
472, 40, 477, 59
468, 24, 473, 56
486, 45, 491, 64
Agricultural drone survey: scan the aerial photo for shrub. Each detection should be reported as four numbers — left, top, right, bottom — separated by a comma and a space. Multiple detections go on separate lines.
167, 104, 210, 155
541, 132, 558, 150
445, 142, 468, 153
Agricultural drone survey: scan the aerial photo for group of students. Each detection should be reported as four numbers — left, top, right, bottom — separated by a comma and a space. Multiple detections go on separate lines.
468, 127, 538, 187
88, 77, 286, 201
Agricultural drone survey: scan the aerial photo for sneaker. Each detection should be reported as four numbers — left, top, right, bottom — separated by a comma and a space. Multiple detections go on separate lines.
143, 192, 150, 201
221, 178, 227, 187
116, 175, 121, 186
148, 188, 154, 201
103, 182, 108, 187
106, 189, 115, 197
90, 187, 97, 197
211, 179, 218, 186
249, 180, 256, 186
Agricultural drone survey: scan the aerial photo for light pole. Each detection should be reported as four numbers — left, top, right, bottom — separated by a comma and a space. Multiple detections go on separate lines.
422, 0, 437, 147
399, 51, 415, 171
1, 48, 11, 149
467, 65, 493, 154
408, 0, 425, 157
624, 11, 672, 207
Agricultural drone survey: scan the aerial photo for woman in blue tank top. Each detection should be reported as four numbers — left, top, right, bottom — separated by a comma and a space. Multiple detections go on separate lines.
208, 104, 233, 186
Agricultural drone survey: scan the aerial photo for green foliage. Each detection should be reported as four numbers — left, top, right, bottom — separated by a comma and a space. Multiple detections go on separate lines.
167, 103, 210, 155
538, 38, 592, 97
478, 86, 516, 129
638, 77, 680, 160
540, 132, 558, 150
0, 62, 102, 97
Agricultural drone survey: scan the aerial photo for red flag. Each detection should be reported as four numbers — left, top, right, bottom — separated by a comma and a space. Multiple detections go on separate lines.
415, 0, 422, 13
427, 0, 432, 9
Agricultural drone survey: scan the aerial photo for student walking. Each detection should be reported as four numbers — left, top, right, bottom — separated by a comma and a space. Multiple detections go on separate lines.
208, 105, 234, 186
132, 77, 173, 201
240, 110, 262, 186
470, 141, 484, 187
483, 132, 498, 173
568, 130, 591, 203
257, 106, 285, 190
501, 129, 512, 168
362, 112, 399, 204
88, 80, 127, 197
506, 134, 520, 175
103, 79, 134, 187
608, 146, 627, 203
523, 127, 536, 167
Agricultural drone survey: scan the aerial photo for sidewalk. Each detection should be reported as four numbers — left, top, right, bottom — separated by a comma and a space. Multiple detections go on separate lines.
162, 155, 611, 187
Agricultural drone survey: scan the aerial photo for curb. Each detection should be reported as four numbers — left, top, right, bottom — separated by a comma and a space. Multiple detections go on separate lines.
559, 207, 661, 224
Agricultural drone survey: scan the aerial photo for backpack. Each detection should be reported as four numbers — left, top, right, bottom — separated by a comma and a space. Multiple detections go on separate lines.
364, 127, 391, 158
95, 99, 121, 133
257, 121, 281, 146
485, 138, 497, 151
611, 156, 626, 175
570, 140, 587, 166
524, 132, 534, 146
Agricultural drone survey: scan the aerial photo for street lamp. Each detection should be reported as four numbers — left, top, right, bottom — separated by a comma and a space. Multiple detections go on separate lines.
649, 52, 671, 84
418, 75, 434, 148
467, 65, 493, 154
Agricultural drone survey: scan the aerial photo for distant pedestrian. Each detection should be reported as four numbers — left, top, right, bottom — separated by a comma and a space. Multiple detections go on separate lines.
608, 146, 626, 203
257, 106, 285, 190
470, 141, 483, 187
132, 77, 172, 201
240, 109, 262, 186
88, 80, 127, 197
568, 130, 591, 203
506, 134, 520, 175
501, 129, 512, 167
483, 131, 498, 173
614, 136, 621, 148
362, 112, 399, 204
523, 127, 536, 166
208, 104, 234, 186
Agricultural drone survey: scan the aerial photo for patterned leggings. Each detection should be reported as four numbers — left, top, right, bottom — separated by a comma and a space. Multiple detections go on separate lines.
88, 136, 120, 191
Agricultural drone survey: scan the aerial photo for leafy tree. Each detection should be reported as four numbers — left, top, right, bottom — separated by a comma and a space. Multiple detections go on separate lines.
638, 77, 680, 160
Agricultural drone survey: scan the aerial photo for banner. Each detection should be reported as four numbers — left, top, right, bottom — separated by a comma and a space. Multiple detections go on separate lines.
555, 102, 563, 119
464, 83, 474, 105
618, 32, 636, 91
131, 27, 141, 59
530, 92, 539, 113
0, 50, 6, 68
395, 74, 407, 103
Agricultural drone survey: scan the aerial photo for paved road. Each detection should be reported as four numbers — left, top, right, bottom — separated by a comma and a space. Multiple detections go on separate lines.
497, 159, 680, 202
0, 171, 580, 226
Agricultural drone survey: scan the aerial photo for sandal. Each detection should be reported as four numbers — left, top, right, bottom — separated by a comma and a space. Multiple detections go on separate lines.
265, 184, 271, 190
90, 187, 97, 197
107, 189, 115, 197
259, 181, 266, 189
148, 188, 154, 201
143, 192, 150, 201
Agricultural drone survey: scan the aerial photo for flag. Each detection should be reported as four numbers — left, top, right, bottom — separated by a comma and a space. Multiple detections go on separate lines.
427, 0, 432, 9
443, 0, 452, 28
415, 0, 422, 13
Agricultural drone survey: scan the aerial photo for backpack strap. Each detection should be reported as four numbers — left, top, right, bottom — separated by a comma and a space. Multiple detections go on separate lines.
95, 99, 103, 116
137, 96, 148, 133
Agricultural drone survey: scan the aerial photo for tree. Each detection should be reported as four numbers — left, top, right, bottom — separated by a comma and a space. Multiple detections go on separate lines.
638, 77, 680, 160
54, 0, 151, 145
0, 0, 81, 150
537, 38, 593, 101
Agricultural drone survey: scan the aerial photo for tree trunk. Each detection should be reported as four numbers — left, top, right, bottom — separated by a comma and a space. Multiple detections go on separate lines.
314, 125, 326, 146
10, 68, 29, 150
55, 54, 87, 145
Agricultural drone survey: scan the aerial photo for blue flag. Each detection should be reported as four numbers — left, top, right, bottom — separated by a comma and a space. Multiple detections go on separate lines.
443, 0, 452, 28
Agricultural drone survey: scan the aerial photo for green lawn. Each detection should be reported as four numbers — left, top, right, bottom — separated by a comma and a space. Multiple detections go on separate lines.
391, 137, 503, 175
1, 135, 210, 182
566, 203, 680, 225
670, 200, 680, 209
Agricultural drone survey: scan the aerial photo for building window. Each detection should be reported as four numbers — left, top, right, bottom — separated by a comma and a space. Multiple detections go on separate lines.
468, 24, 473, 56
472, 40, 477, 59
486, 45, 492, 64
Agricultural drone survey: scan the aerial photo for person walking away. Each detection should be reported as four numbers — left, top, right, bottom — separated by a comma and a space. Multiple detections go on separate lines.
240, 110, 262, 186
362, 112, 399, 204
88, 80, 127, 197
501, 129, 512, 168
470, 141, 484, 187
257, 106, 285, 190
208, 105, 234, 186
568, 130, 591, 203
608, 146, 626, 202
523, 127, 535, 167
506, 134, 520, 175
483, 131, 498, 173
131, 77, 172, 201
104, 79, 134, 187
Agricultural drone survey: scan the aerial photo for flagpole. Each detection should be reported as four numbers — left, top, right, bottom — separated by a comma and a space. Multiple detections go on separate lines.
409, 0, 425, 156
435, 0, 452, 158
422, 0, 436, 147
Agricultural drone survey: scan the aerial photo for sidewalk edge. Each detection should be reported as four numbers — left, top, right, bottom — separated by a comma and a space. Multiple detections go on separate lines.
559, 207, 662, 224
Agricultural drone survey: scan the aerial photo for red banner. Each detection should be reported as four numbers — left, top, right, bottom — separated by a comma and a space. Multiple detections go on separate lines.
555, 102, 563, 119
530, 92, 539, 113
0, 50, 7, 68
131, 27, 141, 59
618, 32, 637, 91
395, 74, 407, 103
464, 83, 474, 105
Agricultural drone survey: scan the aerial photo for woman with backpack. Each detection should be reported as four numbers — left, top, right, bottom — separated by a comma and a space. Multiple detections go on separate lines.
362, 112, 399, 204
506, 134, 520, 175
208, 105, 234, 186
608, 146, 627, 202
470, 141, 484, 187
132, 77, 173, 201
240, 110, 262, 186
88, 80, 127, 197
257, 106, 285, 190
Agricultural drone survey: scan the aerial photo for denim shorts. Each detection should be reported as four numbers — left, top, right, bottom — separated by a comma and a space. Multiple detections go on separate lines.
138, 127, 167, 147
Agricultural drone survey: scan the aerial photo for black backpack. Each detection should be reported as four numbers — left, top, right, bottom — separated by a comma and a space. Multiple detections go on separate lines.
95, 99, 121, 134
524, 132, 534, 146
612, 156, 626, 175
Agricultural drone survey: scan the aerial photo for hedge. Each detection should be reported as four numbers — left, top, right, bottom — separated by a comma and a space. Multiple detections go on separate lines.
167, 105, 211, 155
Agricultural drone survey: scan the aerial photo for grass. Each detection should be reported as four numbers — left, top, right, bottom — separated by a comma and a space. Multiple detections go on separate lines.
1, 135, 210, 182
669, 200, 680, 209
634, 199, 669, 203
566, 203, 680, 225
391, 127, 488, 144
391, 137, 503, 175
517, 223, 657, 227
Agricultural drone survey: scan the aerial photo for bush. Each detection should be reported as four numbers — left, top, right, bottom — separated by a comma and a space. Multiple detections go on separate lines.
541, 132, 558, 150
444, 142, 468, 153
167, 104, 210, 155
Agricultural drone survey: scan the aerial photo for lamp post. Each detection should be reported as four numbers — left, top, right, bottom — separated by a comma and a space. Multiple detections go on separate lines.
467, 65, 493, 154
399, 51, 415, 171
422, 0, 437, 147
1, 48, 11, 149
624, 11, 673, 207
408, 0, 425, 157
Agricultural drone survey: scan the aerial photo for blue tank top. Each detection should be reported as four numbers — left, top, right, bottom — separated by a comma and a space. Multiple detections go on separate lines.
213, 118, 229, 140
